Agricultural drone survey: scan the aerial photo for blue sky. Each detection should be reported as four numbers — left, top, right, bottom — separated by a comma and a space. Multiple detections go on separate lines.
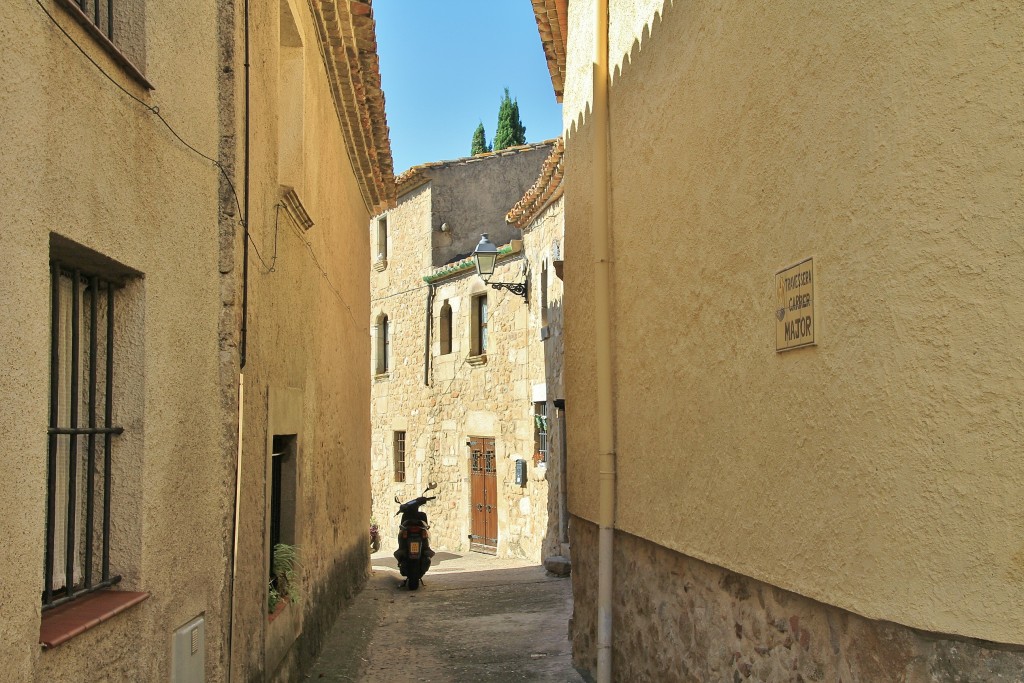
373, 1, 563, 175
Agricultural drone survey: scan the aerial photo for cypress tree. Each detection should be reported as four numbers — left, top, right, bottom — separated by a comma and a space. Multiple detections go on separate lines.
470, 122, 490, 155
492, 88, 527, 151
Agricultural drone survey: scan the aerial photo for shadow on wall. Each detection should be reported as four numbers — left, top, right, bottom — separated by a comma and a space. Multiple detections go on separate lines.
538, 296, 568, 563
565, 0, 672, 146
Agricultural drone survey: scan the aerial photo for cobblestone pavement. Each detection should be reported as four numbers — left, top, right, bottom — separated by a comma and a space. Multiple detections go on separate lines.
306, 550, 585, 682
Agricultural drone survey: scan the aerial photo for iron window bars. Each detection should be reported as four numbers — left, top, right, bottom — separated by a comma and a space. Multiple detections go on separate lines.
534, 403, 548, 465
74, 0, 116, 42
394, 431, 406, 483
44, 263, 123, 610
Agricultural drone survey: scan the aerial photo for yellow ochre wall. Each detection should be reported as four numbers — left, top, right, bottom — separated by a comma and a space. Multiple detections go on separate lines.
562, 0, 1024, 644
1, 1, 231, 680
229, 0, 372, 679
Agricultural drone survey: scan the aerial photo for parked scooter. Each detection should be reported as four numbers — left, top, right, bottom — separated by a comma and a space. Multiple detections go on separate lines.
393, 482, 437, 590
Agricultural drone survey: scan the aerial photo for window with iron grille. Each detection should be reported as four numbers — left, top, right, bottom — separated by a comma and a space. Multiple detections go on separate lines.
533, 402, 548, 465
270, 434, 297, 586
394, 431, 406, 483
56, 0, 148, 79
44, 261, 125, 610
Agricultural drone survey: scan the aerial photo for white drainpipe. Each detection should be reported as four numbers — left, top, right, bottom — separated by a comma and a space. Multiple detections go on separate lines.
592, 0, 615, 681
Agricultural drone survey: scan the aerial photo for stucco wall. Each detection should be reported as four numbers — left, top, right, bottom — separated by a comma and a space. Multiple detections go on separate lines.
228, 0, 372, 679
1, 1, 231, 680
562, 0, 1024, 646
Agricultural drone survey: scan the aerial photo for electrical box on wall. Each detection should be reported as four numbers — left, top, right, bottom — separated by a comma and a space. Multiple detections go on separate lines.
514, 458, 527, 487
171, 615, 205, 682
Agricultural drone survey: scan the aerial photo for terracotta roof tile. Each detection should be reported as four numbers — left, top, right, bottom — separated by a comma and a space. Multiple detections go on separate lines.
506, 138, 564, 229
310, 0, 395, 213
531, 0, 568, 102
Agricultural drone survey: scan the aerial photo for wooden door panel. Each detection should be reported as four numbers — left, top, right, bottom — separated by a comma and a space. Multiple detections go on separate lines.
469, 437, 497, 554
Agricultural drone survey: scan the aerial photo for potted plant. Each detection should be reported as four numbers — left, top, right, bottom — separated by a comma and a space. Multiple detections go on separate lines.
268, 543, 300, 614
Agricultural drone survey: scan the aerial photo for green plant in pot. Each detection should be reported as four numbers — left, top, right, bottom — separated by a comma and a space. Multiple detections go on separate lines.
268, 543, 300, 613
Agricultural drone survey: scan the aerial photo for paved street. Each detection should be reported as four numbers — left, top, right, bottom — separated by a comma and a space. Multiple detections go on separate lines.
307, 550, 584, 682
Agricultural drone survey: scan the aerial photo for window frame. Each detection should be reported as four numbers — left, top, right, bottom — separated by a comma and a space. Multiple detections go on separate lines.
533, 401, 548, 465
471, 294, 488, 357
54, 0, 152, 89
375, 314, 390, 376
439, 300, 452, 355
376, 216, 388, 262
394, 431, 406, 483
44, 262, 125, 610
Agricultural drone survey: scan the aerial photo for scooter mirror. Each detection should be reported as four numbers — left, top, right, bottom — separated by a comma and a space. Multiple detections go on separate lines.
426, 482, 438, 491
394, 495, 401, 504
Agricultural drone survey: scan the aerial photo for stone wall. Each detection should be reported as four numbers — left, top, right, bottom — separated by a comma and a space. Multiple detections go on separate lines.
370, 147, 565, 563
428, 143, 556, 267
522, 197, 567, 558
570, 518, 1024, 682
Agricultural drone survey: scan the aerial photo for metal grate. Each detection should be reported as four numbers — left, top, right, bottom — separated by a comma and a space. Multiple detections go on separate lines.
534, 402, 548, 464
394, 431, 406, 482
76, 0, 115, 43
44, 263, 124, 610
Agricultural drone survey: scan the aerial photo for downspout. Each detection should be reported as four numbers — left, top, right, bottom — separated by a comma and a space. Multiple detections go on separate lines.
424, 284, 434, 386
593, 0, 615, 681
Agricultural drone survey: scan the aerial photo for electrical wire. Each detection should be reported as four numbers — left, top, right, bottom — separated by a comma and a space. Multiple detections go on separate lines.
33, 0, 279, 273
282, 213, 362, 331
370, 282, 431, 303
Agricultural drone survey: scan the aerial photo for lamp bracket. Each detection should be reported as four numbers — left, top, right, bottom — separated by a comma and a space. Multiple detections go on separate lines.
489, 281, 528, 302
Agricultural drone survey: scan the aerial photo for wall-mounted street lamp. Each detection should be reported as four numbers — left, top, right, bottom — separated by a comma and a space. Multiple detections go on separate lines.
473, 233, 527, 301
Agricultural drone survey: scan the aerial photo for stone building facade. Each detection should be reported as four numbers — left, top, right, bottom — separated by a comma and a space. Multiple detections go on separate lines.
534, 0, 1024, 681
1, 1, 391, 681
370, 141, 567, 563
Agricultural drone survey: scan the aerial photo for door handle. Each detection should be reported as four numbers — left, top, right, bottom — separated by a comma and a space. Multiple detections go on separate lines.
476, 504, 483, 511
486, 505, 493, 513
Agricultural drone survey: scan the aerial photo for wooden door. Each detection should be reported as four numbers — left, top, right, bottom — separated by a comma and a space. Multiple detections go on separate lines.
469, 437, 497, 554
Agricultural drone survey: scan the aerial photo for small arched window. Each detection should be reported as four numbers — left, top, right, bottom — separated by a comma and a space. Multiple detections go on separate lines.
439, 301, 452, 355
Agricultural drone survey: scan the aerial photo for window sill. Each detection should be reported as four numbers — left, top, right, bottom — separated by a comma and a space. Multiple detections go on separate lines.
40, 590, 150, 650
374, 372, 390, 382
373, 259, 388, 272
467, 354, 487, 367
53, 0, 153, 90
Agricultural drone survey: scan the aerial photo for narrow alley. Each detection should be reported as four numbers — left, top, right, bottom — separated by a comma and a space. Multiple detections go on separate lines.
307, 552, 583, 682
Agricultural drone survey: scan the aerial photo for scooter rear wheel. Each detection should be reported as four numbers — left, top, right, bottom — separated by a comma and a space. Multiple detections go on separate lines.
408, 575, 420, 590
